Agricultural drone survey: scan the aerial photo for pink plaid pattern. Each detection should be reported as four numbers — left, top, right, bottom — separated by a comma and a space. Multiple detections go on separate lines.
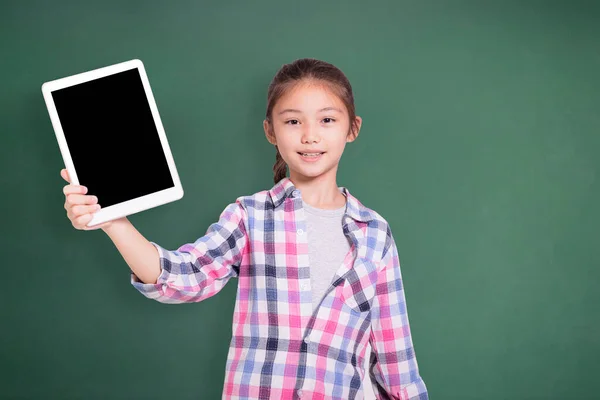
131, 177, 428, 399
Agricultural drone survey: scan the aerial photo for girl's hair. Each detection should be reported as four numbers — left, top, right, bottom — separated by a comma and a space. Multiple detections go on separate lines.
265, 58, 359, 184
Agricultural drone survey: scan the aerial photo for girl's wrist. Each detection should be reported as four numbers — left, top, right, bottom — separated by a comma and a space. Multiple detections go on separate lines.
101, 216, 130, 235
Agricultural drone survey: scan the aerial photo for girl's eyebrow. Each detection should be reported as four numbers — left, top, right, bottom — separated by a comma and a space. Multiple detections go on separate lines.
278, 107, 343, 115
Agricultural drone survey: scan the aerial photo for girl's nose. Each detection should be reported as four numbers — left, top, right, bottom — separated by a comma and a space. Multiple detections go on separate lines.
301, 125, 320, 143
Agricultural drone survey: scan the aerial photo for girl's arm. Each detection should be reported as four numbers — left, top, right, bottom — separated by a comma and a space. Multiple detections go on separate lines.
102, 217, 161, 284
368, 229, 429, 400
114, 201, 249, 304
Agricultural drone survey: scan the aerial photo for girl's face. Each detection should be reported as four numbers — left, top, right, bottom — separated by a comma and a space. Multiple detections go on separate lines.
264, 81, 362, 183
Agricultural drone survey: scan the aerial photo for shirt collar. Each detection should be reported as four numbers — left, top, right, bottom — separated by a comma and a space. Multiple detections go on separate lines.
268, 177, 374, 223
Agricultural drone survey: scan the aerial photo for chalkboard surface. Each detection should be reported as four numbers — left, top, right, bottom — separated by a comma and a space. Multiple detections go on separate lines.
1, 1, 599, 399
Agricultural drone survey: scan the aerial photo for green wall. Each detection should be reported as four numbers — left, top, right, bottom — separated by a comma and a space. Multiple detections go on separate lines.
1, 1, 599, 398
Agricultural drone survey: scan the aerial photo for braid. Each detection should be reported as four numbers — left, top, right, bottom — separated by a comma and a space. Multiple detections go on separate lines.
273, 146, 287, 184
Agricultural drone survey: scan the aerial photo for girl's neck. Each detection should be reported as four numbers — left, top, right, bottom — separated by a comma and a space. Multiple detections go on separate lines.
288, 172, 346, 210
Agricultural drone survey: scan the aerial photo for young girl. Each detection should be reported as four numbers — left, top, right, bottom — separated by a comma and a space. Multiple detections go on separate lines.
61, 58, 428, 400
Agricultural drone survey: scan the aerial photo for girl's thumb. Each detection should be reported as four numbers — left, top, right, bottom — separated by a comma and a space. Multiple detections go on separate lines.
61, 168, 70, 183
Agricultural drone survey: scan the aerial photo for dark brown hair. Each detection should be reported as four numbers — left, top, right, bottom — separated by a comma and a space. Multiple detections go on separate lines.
265, 58, 359, 184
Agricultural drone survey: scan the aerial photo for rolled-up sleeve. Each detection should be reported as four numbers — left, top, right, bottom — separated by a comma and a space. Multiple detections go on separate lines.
368, 228, 428, 399
130, 200, 249, 304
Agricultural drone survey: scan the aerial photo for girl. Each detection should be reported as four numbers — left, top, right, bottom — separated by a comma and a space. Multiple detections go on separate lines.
61, 58, 428, 400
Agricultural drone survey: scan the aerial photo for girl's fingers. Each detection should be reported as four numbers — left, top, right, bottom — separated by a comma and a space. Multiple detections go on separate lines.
82, 220, 111, 231
73, 213, 93, 228
72, 204, 101, 216
65, 194, 98, 206
63, 184, 87, 195
60, 169, 70, 183
61, 168, 107, 231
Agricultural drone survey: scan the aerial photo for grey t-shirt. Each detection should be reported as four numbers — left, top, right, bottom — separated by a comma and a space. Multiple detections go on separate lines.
302, 199, 351, 312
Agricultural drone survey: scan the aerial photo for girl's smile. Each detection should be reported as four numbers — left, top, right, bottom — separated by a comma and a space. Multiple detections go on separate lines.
298, 151, 325, 162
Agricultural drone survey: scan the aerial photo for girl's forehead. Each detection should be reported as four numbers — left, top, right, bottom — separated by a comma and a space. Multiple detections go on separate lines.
275, 81, 345, 112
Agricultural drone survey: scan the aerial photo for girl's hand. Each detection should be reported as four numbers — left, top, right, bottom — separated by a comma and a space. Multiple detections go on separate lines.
61, 168, 113, 231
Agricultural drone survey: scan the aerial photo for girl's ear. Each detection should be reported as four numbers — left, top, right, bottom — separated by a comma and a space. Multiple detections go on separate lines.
347, 116, 362, 143
264, 119, 277, 145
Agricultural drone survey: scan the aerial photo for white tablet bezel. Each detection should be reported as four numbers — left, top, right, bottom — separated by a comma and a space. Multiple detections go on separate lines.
42, 59, 184, 227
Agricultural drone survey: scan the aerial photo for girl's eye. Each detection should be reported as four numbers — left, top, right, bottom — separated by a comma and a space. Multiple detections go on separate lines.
285, 118, 335, 125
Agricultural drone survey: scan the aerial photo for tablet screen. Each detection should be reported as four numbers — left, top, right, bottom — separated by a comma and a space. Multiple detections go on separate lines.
52, 68, 174, 208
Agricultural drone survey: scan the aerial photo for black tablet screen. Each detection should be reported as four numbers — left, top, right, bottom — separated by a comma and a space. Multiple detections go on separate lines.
52, 68, 175, 208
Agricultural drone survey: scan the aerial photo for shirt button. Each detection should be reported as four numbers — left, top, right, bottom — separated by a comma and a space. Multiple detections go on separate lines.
297, 229, 304, 235
297, 389, 303, 398
304, 335, 311, 344
301, 283, 308, 291
292, 190, 300, 197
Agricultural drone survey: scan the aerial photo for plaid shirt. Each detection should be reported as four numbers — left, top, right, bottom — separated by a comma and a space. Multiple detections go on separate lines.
131, 177, 428, 400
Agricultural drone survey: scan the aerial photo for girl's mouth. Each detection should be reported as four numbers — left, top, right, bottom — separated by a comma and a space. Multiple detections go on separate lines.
298, 152, 325, 162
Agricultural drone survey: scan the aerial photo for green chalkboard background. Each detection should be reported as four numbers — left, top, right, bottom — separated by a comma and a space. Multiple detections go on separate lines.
1, 1, 599, 399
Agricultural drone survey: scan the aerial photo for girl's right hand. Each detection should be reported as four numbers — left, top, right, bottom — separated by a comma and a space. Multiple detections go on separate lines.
61, 168, 113, 231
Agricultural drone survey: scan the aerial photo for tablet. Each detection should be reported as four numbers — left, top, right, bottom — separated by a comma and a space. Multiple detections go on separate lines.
42, 59, 184, 227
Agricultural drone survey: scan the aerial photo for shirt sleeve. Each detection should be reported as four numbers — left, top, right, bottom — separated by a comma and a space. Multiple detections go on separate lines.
130, 200, 249, 304
368, 227, 428, 399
